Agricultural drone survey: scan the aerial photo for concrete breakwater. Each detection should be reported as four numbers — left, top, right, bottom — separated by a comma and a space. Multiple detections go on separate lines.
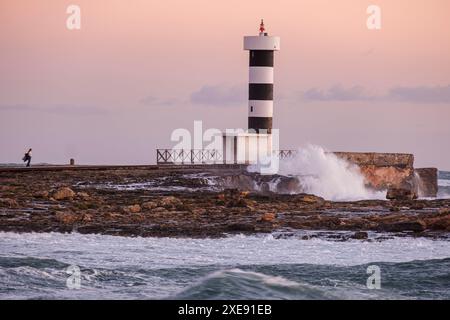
219, 152, 437, 200
334, 152, 437, 199
0, 151, 438, 200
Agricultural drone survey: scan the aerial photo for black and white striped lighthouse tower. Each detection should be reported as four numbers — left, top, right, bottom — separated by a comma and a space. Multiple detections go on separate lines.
244, 20, 280, 134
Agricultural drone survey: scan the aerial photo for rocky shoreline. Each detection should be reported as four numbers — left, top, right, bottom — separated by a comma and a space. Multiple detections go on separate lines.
1, 168, 449, 240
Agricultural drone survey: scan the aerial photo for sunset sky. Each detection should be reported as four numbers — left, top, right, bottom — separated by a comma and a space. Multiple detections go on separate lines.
1, 0, 449, 169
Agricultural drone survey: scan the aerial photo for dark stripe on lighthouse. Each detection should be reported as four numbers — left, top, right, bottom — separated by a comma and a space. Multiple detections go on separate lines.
249, 50, 274, 67
249, 83, 273, 100
248, 117, 272, 134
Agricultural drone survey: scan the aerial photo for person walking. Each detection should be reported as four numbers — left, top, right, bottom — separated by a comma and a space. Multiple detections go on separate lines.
22, 148, 32, 167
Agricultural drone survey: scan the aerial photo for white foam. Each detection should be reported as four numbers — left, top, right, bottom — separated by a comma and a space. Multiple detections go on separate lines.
1, 232, 449, 269
250, 145, 386, 201
438, 179, 450, 187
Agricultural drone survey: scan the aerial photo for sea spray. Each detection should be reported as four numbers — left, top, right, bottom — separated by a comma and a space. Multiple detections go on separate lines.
249, 145, 386, 201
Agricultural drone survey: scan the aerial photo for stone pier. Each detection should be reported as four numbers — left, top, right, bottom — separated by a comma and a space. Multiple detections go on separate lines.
334, 152, 438, 199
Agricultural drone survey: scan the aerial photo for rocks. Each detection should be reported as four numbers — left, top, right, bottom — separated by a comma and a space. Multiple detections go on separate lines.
152, 207, 168, 213
0, 198, 18, 208
295, 194, 325, 205
125, 204, 141, 213
221, 174, 255, 191
142, 201, 158, 210
55, 212, 78, 224
259, 212, 276, 222
378, 220, 426, 232
1, 167, 450, 239
81, 213, 93, 222
226, 223, 255, 232
52, 187, 76, 201
386, 187, 417, 201
351, 231, 368, 240
415, 168, 438, 198
76, 192, 90, 200
158, 196, 182, 209
191, 208, 207, 215
33, 191, 49, 199
424, 215, 450, 231
274, 176, 301, 194
386, 175, 418, 201
218, 189, 249, 208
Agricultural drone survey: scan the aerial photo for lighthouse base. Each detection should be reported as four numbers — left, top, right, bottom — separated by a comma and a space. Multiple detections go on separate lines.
222, 132, 273, 165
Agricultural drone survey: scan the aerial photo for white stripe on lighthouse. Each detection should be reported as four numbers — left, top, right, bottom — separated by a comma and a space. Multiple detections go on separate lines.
248, 100, 273, 117
249, 67, 273, 84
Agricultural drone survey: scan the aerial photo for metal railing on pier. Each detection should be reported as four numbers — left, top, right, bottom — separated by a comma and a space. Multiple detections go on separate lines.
156, 149, 222, 164
156, 149, 297, 165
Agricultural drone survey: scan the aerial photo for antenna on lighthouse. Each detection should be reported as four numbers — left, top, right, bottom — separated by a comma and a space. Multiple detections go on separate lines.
259, 19, 265, 35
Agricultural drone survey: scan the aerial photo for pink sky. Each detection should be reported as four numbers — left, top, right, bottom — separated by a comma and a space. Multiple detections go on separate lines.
1, 0, 450, 169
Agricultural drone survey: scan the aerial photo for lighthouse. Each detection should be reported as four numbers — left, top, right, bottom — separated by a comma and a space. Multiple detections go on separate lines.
218, 20, 280, 165
244, 20, 280, 134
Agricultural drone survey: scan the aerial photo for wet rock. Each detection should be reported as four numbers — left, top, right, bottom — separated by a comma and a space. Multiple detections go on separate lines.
378, 220, 426, 232
409, 202, 425, 210
76, 192, 90, 200
52, 187, 75, 201
125, 204, 141, 213
1, 166, 449, 239
424, 216, 450, 231
158, 196, 182, 209
351, 231, 368, 239
0, 198, 19, 208
219, 189, 249, 208
192, 208, 207, 215
259, 212, 276, 222
81, 213, 93, 222
153, 207, 168, 213
142, 201, 158, 210
226, 223, 255, 232
415, 168, 438, 197
33, 191, 49, 199
275, 176, 301, 193
295, 194, 325, 205
386, 175, 418, 200
221, 174, 255, 191
260, 182, 271, 193
55, 212, 77, 224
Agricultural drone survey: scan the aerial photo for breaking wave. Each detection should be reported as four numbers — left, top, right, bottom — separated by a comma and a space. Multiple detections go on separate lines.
249, 145, 386, 201
172, 268, 341, 300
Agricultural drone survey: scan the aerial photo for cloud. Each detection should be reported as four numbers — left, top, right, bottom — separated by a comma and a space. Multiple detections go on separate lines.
300, 84, 450, 104
386, 85, 450, 104
139, 96, 179, 106
190, 85, 246, 106
302, 85, 374, 102
0, 104, 108, 115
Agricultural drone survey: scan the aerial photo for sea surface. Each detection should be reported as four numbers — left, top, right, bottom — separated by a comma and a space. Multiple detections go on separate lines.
0, 232, 449, 300
0, 171, 449, 300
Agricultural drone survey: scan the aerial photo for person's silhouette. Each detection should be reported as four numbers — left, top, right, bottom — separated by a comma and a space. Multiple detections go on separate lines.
23, 148, 32, 167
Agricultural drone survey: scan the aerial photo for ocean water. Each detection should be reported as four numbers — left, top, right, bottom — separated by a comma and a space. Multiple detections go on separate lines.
438, 171, 450, 198
0, 232, 449, 300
